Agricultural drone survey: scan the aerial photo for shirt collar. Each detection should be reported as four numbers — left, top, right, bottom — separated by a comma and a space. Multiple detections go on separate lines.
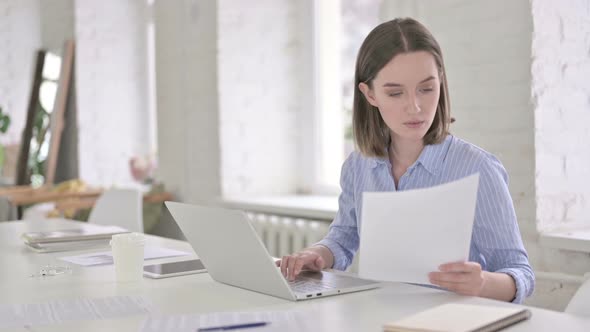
369, 154, 389, 169
369, 135, 453, 175
415, 135, 452, 175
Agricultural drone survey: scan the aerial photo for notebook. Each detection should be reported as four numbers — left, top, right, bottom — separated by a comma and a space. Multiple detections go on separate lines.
22, 224, 129, 244
383, 303, 531, 332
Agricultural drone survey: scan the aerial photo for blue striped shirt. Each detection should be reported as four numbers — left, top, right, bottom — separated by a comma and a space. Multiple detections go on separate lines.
317, 135, 534, 303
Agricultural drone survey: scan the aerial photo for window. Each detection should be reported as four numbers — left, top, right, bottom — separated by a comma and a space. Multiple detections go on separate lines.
305, 0, 381, 194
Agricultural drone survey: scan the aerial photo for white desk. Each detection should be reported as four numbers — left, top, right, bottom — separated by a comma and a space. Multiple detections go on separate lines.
1, 219, 589, 331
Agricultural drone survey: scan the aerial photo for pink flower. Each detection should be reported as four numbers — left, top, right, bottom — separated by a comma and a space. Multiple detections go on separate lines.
129, 155, 155, 183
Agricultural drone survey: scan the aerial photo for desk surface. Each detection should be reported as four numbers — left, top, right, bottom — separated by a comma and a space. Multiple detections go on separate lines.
1, 219, 589, 331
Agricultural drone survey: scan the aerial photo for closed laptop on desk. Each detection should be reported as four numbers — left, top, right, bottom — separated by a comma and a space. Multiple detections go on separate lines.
22, 224, 129, 244
165, 201, 379, 301
21, 223, 129, 253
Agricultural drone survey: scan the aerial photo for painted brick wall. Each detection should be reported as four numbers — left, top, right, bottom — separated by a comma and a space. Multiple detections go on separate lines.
532, 0, 590, 233
382, 0, 590, 310
0, 0, 41, 145
217, 0, 303, 196
419, 3, 573, 295
529, 0, 590, 309
75, 0, 151, 186
382, 0, 538, 255
423, 0, 537, 243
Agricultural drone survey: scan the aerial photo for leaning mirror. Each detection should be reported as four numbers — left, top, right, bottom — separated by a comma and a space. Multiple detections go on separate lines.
16, 41, 74, 187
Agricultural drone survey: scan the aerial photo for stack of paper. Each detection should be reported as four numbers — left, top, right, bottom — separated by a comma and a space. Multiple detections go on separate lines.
22, 224, 129, 253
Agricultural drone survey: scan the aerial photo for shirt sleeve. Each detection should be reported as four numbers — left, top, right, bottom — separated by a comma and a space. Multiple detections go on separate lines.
316, 154, 360, 271
473, 157, 535, 303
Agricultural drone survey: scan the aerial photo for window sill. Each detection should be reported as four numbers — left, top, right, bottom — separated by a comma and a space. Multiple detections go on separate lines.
539, 227, 590, 253
219, 195, 338, 221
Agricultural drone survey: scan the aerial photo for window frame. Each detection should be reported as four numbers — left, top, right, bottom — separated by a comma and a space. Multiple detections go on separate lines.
299, 0, 345, 196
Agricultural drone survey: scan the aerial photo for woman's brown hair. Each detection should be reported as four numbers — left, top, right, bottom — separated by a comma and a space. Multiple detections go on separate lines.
353, 18, 451, 157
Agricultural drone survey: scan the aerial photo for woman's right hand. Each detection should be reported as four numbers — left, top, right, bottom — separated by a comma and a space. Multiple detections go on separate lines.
276, 249, 327, 281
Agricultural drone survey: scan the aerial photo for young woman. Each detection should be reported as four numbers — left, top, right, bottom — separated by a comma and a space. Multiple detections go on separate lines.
278, 18, 534, 303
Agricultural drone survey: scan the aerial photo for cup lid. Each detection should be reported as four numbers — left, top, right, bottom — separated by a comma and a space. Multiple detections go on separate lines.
110, 232, 146, 246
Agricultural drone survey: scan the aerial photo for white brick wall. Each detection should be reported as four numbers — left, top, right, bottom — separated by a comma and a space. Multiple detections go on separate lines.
217, 0, 303, 196
381, 0, 590, 309
529, 0, 590, 309
532, 0, 590, 232
75, 0, 151, 187
381, 1, 537, 225
384, 0, 538, 250
0, 0, 41, 145
418, 0, 536, 241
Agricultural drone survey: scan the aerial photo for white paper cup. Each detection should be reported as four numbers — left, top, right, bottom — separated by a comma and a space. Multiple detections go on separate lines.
110, 232, 146, 282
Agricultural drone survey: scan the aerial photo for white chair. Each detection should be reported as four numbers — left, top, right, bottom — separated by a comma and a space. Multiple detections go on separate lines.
565, 276, 590, 316
88, 189, 143, 233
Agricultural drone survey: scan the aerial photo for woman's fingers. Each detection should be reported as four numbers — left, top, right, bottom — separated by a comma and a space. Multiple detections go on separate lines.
280, 255, 292, 277
438, 261, 481, 273
313, 255, 325, 270
290, 258, 306, 280
279, 251, 323, 280
428, 271, 471, 284
429, 261, 485, 297
286, 256, 300, 280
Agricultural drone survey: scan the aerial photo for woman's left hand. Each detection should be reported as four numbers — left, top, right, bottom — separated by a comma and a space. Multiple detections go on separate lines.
428, 261, 486, 296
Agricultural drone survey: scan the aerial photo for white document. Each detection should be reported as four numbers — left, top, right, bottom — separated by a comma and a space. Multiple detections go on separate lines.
359, 174, 479, 285
59, 247, 190, 266
0, 296, 153, 329
140, 311, 313, 332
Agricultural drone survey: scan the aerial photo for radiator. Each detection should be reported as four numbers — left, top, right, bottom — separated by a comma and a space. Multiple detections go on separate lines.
246, 212, 331, 258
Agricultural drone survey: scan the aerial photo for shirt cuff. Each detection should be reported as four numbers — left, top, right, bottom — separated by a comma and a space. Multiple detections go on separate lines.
315, 238, 350, 271
496, 268, 530, 304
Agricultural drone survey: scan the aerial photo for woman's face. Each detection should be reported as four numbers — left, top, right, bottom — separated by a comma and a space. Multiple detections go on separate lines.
359, 51, 441, 145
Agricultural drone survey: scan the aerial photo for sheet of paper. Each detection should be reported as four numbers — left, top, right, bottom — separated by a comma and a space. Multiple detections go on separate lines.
0, 296, 153, 329
359, 174, 479, 285
140, 311, 313, 332
59, 247, 190, 266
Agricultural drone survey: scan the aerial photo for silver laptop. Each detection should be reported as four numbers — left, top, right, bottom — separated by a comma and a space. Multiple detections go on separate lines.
165, 201, 379, 301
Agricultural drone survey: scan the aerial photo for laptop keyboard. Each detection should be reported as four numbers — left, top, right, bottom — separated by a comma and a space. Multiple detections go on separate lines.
288, 278, 335, 293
